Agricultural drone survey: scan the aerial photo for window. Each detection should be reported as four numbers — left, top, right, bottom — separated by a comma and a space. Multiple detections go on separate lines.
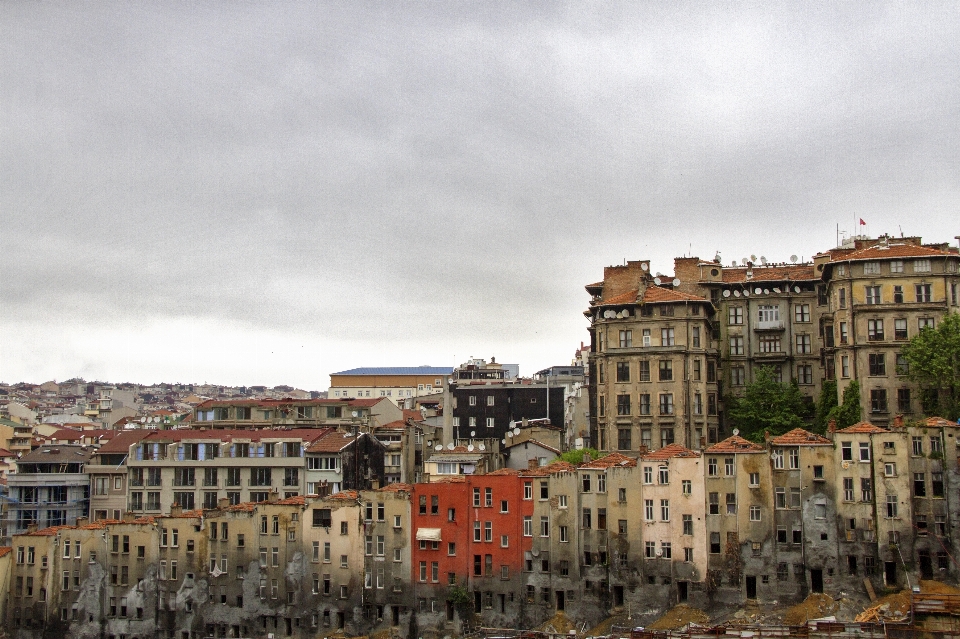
797, 365, 813, 384
658, 360, 673, 381
759, 334, 781, 353
885, 462, 897, 477
775, 487, 786, 508
863, 261, 880, 275
616, 394, 631, 415
724, 457, 735, 476
729, 307, 743, 325
916, 283, 932, 302
796, 334, 811, 354
730, 336, 744, 356
843, 477, 854, 501
682, 514, 693, 535
915, 259, 931, 272
886, 495, 898, 518
692, 326, 701, 347
731, 366, 745, 385
772, 449, 784, 469
638, 393, 651, 415
871, 389, 888, 413
859, 442, 871, 461
582, 474, 591, 492
708, 457, 718, 476
638, 360, 650, 382
523, 517, 532, 537
726, 493, 737, 515
861, 478, 873, 502
839, 322, 848, 344
661, 328, 675, 346
841, 356, 850, 377
617, 428, 631, 450
660, 500, 670, 521
540, 517, 550, 537
839, 287, 847, 308
708, 493, 719, 515
865, 286, 882, 305
758, 305, 780, 323
869, 354, 886, 376
750, 506, 761, 521
618, 329, 633, 348
710, 532, 721, 554
659, 394, 674, 415
794, 304, 810, 322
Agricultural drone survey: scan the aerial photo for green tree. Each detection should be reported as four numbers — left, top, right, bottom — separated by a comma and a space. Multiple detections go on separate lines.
554, 448, 601, 464
901, 312, 960, 420
726, 366, 810, 442
827, 380, 861, 429
813, 379, 839, 433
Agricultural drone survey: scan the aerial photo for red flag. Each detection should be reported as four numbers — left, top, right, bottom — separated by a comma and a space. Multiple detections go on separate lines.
859, 218, 866, 225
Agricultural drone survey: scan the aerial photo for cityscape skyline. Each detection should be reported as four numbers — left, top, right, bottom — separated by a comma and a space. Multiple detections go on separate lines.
3, 3, 959, 388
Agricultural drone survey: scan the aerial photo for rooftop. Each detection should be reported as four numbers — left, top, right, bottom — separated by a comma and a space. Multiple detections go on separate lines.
836, 421, 890, 434
331, 367, 454, 376
642, 443, 701, 460
706, 435, 765, 454
768, 428, 833, 446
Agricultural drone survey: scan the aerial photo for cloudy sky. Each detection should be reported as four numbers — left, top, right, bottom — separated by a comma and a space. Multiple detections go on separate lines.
2, 2, 958, 390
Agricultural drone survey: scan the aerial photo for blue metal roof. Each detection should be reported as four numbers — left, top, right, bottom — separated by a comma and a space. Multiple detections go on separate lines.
331, 367, 454, 376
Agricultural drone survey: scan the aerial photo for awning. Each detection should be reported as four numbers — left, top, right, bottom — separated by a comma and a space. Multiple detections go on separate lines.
416, 528, 442, 542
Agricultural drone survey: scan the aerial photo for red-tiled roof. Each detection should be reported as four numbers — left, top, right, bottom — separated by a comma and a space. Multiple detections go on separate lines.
769, 428, 832, 446
642, 443, 700, 460
431, 476, 467, 483
486, 468, 521, 476
836, 421, 890, 434
378, 482, 414, 492
277, 495, 305, 506
141, 428, 332, 444
834, 243, 950, 262
521, 461, 578, 476
402, 410, 424, 422
924, 417, 959, 428
0, 448, 14, 457
328, 490, 359, 500
504, 439, 561, 454
720, 265, 817, 283
0, 547, 11, 558
307, 430, 357, 453
642, 286, 708, 304
603, 289, 639, 305
95, 429, 154, 453
706, 435, 765, 453
579, 452, 638, 469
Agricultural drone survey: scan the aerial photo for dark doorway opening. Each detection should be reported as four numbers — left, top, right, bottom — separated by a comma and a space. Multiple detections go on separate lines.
885, 561, 897, 587
679, 581, 689, 602
811, 569, 823, 593
336, 612, 345, 629
919, 551, 933, 580
393, 605, 400, 626
446, 601, 454, 622
745, 576, 757, 599
613, 585, 624, 607
556, 590, 565, 611
474, 591, 482, 613
499, 593, 506, 614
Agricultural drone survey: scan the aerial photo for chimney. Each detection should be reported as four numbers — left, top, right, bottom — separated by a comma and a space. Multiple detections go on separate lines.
521, 417, 528, 429
763, 430, 771, 443
317, 481, 331, 498
582, 452, 591, 463
218, 497, 230, 509
893, 414, 904, 429
699, 436, 707, 450
75, 517, 88, 527
371, 479, 380, 490
528, 458, 539, 470
170, 504, 182, 517
123, 511, 135, 522
828, 419, 837, 434
269, 490, 280, 502
27, 523, 38, 533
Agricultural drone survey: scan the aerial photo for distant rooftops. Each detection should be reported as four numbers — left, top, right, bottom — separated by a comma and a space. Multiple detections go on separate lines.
331, 367, 454, 376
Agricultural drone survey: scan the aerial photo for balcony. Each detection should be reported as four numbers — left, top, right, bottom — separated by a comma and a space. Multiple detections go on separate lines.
754, 320, 784, 331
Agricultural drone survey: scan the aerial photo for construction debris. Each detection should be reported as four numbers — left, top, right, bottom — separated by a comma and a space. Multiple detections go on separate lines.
783, 593, 839, 626
646, 605, 709, 631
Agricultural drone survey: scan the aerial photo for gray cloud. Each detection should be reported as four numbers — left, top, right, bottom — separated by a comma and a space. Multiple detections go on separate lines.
2, 2, 959, 387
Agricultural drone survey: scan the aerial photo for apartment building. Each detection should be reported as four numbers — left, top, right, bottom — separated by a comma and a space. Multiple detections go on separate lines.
87, 430, 152, 521
586, 261, 720, 453
126, 429, 330, 513
328, 367, 453, 404
818, 239, 960, 426
193, 397, 402, 430
6, 444, 94, 534
357, 484, 415, 628
304, 430, 386, 492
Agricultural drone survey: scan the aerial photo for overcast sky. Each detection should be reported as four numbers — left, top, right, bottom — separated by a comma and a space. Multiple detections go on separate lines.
2, 2, 958, 390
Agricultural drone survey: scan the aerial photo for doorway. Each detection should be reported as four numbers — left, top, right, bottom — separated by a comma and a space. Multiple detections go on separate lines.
810, 569, 823, 593
393, 605, 400, 626
613, 585, 624, 607
745, 576, 756, 599
919, 551, 933, 580
556, 590, 565, 611
885, 561, 897, 587
678, 581, 689, 602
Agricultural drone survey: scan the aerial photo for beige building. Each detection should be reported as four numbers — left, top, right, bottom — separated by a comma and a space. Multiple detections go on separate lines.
586, 261, 720, 452
818, 238, 960, 426
87, 430, 152, 521
328, 367, 454, 406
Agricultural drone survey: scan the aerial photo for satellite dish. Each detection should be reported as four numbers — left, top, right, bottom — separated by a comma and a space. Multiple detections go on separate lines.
741, 258, 748, 265
773, 287, 781, 294
447, 443, 454, 450
478, 444, 485, 451
603, 310, 616, 319
435, 445, 443, 451
760, 257, 767, 265
750, 255, 757, 261
731, 261, 737, 267
140, 417, 146, 423
640, 263, 649, 271
505, 432, 512, 439
733, 290, 741, 297
351, 411, 358, 418
754, 288, 762, 295
621, 309, 630, 317
722, 290, 731, 298
654, 277, 662, 286
154, 416, 161, 423
616, 311, 624, 318
470, 431, 476, 437
743, 289, 750, 296
790, 255, 798, 263
763, 289, 770, 294
793, 286, 801, 293
501, 439, 506, 444
733, 428, 740, 436
467, 445, 475, 452
514, 428, 521, 435
672, 278, 680, 287
655, 549, 663, 557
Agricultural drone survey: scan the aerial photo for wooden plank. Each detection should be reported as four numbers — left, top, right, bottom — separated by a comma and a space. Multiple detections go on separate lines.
863, 578, 877, 602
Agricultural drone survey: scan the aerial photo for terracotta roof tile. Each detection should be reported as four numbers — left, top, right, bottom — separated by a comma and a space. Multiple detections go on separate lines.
706, 435, 765, 454
579, 452, 638, 469
521, 461, 578, 476
486, 468, 521, 476
641, 443, 701, 460
720, 265, 817, 283
504, 439, 561, 454
834, 243, 950, 262
402, 410, 424, 421
924, 417, 959, 428
307, 431, 357, 453
328, 490, 359, 500
836, 421, 890, 434
277, 495, 306, 506
603, 289, 639, 305
378, 482, 414, 492
95, 429, 154, 453
431, 476, 467, 483
769, 428, 832, 446
0, 547, 12, 558
641, 286, 708, 304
